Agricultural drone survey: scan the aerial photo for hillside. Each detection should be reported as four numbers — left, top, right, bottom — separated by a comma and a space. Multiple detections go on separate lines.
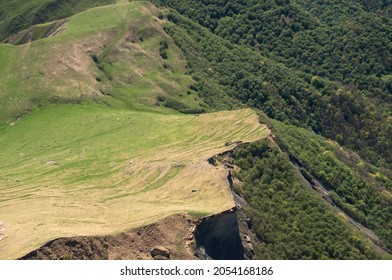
0, 0, 114, 41
0, 104, 267, 259
0, 1, 209, 125
153, 0, 392, 169
0, 1, 268, 259
150, 1, 392, 258
0, 0, 391, 260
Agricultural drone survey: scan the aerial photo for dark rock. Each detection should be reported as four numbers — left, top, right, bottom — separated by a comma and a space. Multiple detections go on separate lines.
246, 218, 252, 229
194, 208, 244, 260
150, 246, 170, 259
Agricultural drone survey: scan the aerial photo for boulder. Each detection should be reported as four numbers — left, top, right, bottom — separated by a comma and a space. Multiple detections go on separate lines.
150, 246, 170, 259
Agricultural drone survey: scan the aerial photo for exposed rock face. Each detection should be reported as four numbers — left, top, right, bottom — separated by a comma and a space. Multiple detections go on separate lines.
194, 208, 244, 260
19, 207, 248, 260
233, 194, 256, 260
206, 148, 257, 260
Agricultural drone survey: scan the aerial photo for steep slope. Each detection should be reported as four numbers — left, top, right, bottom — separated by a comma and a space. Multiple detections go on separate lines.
153, 0, 392, 169
230, 140, 384, 259
1, 0, 390, 260
0, 1, 269, 259
0, 0, 114, 41
146, 2, 392, 257
0, 1, 207, 125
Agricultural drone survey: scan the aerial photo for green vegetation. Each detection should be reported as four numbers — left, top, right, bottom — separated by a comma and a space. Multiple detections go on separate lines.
153, 0, 392, 169
0, 0, 391, 260
0, 1, 203, 125
155, 0, 391, 94
149, 1, 392, 257
0, 102, 267, 259
0, 1, 271, 260
273, 121, 392, 251
233, 140, 379, 259
159, 39, 169, 59
0, 0, 114, 41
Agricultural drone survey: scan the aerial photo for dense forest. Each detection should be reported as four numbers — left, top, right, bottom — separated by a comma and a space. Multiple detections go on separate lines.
1, 0, 391, 259
150, 1, 392, 256
232, 140, 379, 259
156, 0, 391, 94
153, 0, 392, 170
273, 120, 392, 252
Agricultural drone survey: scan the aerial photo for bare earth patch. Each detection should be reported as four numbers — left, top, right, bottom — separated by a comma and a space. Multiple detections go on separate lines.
21, 213, 197, 260
108, 213, 197, 260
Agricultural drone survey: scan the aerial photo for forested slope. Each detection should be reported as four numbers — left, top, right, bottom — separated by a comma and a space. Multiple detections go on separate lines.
149, 2, 392, 257
153, 0, 392, 169
1, 0, 391, 259
232, 140, 381, 259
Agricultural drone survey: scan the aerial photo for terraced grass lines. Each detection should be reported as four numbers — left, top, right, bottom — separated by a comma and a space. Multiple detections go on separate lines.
0, 106, 269, 259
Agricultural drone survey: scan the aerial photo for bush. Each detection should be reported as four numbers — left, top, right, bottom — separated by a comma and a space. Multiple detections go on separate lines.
159, 39, 169, 59
163, 98, 186, 110
91, 54, 99, 64
157, 95, 166, 102
160, 49, 168, 59
162, 62, 172, 70
179, 108, 206, 114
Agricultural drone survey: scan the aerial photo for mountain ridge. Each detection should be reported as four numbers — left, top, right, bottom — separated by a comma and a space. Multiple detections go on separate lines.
0, 0, 391, 259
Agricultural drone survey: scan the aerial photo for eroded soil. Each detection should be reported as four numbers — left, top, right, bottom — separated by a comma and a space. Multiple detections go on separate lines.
20, 213, 198, 260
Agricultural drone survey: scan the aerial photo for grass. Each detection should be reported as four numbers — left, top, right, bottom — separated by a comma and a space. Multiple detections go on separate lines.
0, 1, 201, 125
0, 104, 269, 259
0, 0, 115, 41
0, 1, 270, 259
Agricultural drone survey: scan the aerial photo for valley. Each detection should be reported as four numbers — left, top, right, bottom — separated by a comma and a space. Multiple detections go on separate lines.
0, 0, 391, 260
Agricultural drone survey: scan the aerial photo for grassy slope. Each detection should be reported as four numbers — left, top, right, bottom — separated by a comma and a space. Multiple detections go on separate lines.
0, 1, 269, 259
0, 0, 114, 41
0, 0, 388, 261
0, 105, 268, 259
0, 1, 203, 124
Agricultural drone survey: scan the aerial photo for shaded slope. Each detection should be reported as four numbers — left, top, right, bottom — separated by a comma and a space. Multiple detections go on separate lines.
272, 121, 392, 253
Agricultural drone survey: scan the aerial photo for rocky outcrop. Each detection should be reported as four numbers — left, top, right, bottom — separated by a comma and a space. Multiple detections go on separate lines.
151, 246, 170, 259
194, 208, 244, 260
